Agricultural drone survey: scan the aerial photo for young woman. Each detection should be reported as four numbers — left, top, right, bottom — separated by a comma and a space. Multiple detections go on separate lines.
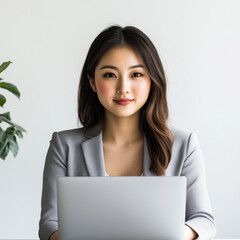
39, 25, 216, 240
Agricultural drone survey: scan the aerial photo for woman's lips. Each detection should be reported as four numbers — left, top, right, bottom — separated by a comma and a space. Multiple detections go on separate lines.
114, 98, 133, 105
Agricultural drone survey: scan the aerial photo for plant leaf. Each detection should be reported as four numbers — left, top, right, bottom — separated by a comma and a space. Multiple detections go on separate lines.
15, 130, 23, 138
5, 127, 15, 135
0, 61, 12, 73
8, 135, 19, 157
0, 146, 9, 160
0, 128, 5, 143
0, 112, 11, 122
0, 113, 26, 135
0, 94, 6, 107
0, 82, 20, 99
11, 122, 26, 133
0, 126, 23, 160
0, 134, 9, 160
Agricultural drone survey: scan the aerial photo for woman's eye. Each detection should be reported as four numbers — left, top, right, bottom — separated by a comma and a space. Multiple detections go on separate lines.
132, 72, 143, 77
103, 73, 117, 78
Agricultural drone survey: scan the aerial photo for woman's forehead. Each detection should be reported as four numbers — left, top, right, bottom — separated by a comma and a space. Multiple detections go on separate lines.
96, 46, 144, 69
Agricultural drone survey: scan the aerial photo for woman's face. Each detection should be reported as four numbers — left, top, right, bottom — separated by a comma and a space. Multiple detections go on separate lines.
90, 46, 151, 119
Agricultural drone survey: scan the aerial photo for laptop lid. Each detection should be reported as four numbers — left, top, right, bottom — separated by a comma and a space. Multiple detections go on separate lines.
57, 176, 186, 240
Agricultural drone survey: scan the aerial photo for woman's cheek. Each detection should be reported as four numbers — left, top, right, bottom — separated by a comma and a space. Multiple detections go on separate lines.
96, 82, 113, 95
133, 80, 151, 94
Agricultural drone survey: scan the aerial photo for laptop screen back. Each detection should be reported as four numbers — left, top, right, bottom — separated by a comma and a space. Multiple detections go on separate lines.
57, 176, 186, 240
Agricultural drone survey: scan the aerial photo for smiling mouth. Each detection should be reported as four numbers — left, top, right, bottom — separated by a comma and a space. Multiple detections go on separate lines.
114, 98, 134, 105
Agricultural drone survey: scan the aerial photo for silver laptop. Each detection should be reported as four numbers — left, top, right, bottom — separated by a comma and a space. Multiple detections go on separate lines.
57, 176, 186, 240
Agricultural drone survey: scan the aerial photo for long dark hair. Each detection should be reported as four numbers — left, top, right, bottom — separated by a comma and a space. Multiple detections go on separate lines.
78, 25, 173, 175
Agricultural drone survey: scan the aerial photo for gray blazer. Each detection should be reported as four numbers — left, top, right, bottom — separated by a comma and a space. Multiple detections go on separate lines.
39, 125, 216, 240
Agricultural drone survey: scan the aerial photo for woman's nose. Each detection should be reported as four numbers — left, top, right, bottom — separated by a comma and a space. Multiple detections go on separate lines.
116, 76, 131, 94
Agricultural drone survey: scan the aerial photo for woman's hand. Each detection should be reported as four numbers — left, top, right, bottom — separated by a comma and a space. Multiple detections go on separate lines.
48, 226, 196, 240
184, 225, 198, 240
49, 231, 58, 240
48, 227, 195, 240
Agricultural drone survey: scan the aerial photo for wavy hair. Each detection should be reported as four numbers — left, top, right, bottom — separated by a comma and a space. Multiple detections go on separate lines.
78, 25, 173, 175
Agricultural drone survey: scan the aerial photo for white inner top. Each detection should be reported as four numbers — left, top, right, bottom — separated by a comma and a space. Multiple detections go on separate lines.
105, 172, 143, 176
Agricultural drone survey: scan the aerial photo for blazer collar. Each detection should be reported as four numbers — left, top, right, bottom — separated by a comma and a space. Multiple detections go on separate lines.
81, 132, 105, 176
81, 129, 156, 176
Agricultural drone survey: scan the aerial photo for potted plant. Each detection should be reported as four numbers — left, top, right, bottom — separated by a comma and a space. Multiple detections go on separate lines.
0, 61, 26, 160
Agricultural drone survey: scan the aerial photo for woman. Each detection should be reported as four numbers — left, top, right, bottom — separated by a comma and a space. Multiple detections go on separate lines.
39, 25, 216, 240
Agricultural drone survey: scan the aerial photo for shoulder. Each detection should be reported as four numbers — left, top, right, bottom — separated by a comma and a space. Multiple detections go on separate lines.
55, 127, 85, 140
169, 127, 200, 158
170, 127, 198, 143
166, 127, 202, 175
170, 127, 192, 146
50, 124, 102, 146
170, 127, 191, 140
52, 127, 85, 144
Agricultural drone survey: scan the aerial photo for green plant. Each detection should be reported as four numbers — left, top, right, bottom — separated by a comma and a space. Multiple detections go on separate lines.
0, 61, 26, 160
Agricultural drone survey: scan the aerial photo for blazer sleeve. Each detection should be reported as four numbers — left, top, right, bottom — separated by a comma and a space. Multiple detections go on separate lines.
39, 132, 67, 240
182, 133, 216, 239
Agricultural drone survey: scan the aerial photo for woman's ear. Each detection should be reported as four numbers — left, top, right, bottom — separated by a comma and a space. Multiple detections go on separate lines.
88, 74, 97, 92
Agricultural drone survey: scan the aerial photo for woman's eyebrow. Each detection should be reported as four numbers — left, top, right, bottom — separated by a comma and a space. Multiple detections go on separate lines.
100, 64, 144, 70
129, 64, 144, 69
100, 65, 118, 70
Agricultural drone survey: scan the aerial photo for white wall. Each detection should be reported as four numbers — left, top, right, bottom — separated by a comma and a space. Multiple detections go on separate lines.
0, 0, 239, 238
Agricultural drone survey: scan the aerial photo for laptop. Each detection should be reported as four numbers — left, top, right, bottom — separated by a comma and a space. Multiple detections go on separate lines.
57, 176, 186, 240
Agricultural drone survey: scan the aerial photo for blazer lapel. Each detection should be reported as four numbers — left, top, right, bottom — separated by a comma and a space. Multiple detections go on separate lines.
81, 132, 106, 176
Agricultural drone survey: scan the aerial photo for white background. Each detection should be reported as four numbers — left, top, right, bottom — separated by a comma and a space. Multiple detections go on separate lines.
0, 0, 240, 238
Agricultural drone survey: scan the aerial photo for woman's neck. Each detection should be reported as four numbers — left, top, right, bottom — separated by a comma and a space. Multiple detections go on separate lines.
102, 111, 143, 145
